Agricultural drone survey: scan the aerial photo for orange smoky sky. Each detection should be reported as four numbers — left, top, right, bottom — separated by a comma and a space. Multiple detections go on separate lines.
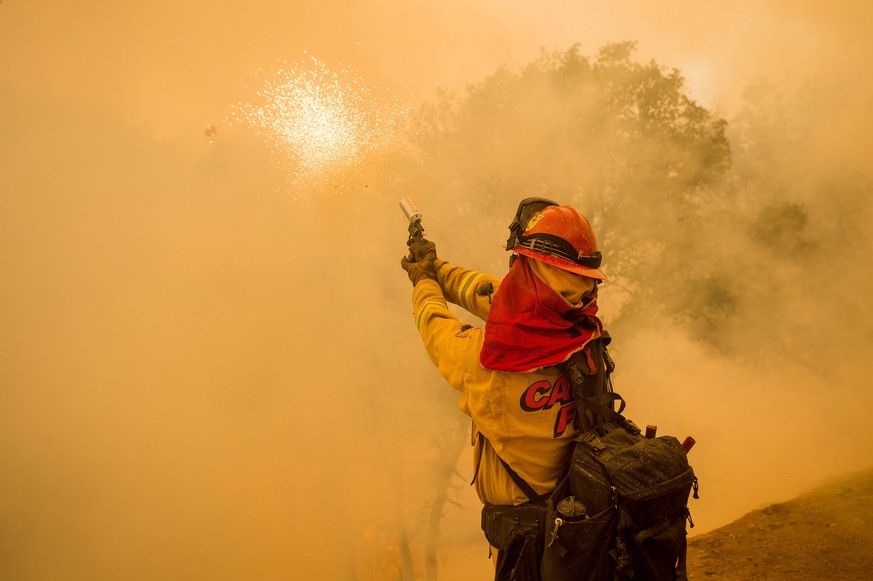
1, 1, 872, 580
2, 1, 870, 140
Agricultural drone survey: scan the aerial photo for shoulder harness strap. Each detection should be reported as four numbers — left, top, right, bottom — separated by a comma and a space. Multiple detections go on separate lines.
560, 332, 639, 436
474, 432, 549, 503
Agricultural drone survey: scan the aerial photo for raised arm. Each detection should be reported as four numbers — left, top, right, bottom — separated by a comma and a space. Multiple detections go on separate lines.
433, 259, 500, 322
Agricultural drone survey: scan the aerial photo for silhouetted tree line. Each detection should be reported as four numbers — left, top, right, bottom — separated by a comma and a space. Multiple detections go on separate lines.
389, 41, 871, 368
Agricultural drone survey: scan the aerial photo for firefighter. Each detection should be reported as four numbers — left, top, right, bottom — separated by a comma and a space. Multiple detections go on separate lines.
400, 199, 607, 579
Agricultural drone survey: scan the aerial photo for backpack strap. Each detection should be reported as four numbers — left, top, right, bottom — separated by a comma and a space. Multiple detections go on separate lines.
475, 432, 549, 503
560, 333, 640, 436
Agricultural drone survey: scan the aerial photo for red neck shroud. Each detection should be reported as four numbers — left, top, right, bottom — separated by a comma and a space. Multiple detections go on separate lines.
480, 257, 602, 373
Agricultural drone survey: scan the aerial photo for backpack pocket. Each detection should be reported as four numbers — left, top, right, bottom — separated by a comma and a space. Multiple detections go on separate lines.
620, 468, 695, 527
567, 446, 615, 516
613, 470, 695, 580
629, 512, 689, 580
541, 505, 617, 581
541, 475, 617, 581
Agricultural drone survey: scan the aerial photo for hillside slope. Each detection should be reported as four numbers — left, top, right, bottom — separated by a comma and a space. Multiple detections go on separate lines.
686, 467, 873, 580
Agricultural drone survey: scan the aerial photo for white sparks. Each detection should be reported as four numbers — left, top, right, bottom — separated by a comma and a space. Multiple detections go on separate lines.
230, 56, 408, 194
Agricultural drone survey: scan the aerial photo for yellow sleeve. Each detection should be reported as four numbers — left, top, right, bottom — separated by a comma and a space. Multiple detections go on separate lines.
433, 259, 500, 322
411, 278, 479, 392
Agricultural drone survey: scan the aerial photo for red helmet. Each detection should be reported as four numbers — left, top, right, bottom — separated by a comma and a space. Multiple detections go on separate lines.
507, 199, 605, 280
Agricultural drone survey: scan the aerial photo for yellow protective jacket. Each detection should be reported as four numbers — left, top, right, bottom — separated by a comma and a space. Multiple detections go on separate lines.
411, 259, 578, 506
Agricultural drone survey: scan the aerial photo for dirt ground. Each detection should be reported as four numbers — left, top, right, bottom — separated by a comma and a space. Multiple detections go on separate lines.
686, 467, 873, 580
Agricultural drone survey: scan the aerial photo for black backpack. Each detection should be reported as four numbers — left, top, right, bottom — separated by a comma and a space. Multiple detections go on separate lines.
480, 333, 699, 580
539, 334, 699, 581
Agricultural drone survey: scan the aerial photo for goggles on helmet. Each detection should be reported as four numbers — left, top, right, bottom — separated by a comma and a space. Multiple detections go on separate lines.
506, 197, 559, 252
514, 234, 603, 269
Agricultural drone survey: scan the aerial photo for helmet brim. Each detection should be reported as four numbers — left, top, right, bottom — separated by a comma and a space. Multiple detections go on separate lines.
514, 247, 607, 280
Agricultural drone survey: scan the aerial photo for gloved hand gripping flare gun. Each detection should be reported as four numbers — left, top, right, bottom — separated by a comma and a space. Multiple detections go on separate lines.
399, 197, 438, 286
400, 196, 425, 255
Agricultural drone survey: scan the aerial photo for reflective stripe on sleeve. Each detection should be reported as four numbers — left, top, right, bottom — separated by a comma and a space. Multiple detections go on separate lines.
458, 271, 485, 311
415, 300, 448, 332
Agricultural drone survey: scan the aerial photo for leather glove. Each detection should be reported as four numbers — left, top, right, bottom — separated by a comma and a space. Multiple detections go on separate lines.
401, 240, 438, 285
407, 239, 436, 262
